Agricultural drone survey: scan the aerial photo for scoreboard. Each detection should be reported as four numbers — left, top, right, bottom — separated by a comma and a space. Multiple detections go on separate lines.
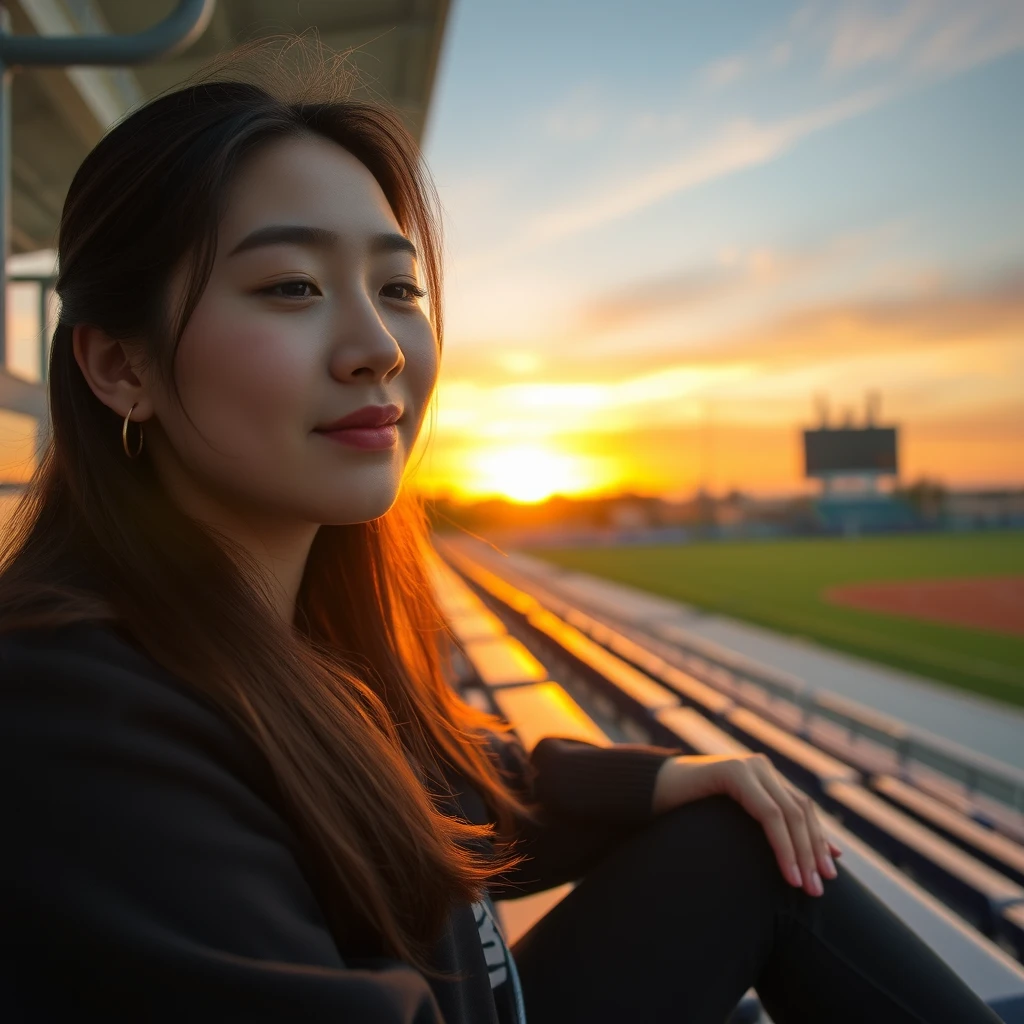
803, 427, 898, 477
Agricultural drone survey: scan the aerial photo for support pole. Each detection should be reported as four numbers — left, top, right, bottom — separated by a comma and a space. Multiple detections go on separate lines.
0, 0, 215, 371
0, 4, 11, 371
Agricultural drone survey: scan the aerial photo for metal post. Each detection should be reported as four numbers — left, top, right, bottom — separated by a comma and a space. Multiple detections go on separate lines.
38, 279, 48, 380
0, 0, 215, 368
0, 4, 11, 371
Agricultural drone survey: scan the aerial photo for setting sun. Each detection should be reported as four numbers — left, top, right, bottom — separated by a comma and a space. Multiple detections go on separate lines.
469, 445, 599, 503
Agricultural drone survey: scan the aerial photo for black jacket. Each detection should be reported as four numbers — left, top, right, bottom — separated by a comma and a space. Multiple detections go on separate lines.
0, 621, 681, 1022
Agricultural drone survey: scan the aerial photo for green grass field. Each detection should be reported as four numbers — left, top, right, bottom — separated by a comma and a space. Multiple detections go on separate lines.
524, 530, 1024, 709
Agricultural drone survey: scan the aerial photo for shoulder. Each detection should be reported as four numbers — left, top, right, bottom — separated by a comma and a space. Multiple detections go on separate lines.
3, 619, 224, 714
3, 618, 191, 692
0, 621, 269, 790
0, 624, 360, 1001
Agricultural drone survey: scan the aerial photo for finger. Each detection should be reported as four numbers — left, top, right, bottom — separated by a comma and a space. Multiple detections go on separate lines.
734, 771, 803, 888
760, 766, 837, 882
758, 772, 821, 896
801, 795, 838, 880
820, 827, 842, 858
770, 778, 819, 892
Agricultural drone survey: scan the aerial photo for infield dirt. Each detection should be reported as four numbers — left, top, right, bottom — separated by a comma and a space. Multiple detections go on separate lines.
825, 577, 1024, 637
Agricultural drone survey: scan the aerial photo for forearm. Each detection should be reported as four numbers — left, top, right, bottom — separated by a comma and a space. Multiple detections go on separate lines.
652, 754, 733, 815
524, 736, 682, 824
486, 735, 682, 896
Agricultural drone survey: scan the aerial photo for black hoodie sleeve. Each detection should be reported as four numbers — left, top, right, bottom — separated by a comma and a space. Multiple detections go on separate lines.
0, 632, 455, 1023
482, 729, 683, 898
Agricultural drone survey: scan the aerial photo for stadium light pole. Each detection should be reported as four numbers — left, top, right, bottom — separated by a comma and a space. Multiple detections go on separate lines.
0, 0, 216, 370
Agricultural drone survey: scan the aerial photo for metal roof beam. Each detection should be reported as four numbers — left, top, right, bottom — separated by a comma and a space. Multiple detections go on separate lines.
10, 0, 143, 134
0, 0, 216, 366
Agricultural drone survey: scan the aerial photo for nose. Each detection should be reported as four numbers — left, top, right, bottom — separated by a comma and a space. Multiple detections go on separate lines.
327, 289, 405, 383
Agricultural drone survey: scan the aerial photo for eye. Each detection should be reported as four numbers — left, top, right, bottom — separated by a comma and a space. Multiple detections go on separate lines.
259, 279, 322, 299
382, 281, 427, 304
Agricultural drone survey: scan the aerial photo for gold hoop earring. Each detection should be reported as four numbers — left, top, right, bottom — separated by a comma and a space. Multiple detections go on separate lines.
122, 402, 144, 459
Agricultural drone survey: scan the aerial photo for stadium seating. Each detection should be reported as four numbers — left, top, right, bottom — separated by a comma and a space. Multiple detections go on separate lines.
654, 702, 1024, 1019
722, 706, 860, 793
459, 634, 549, 690
435, 541, 1024, 1018
445, 605, 508, 642
1005, 904, 1024, 963
823, 781, 1024, 942
433, 562, 767, 1024
523, 607, 683, 744
654, 705, 748, 756
470, 546, 1024, 855
491, 682, 611, 753
870, 774, 1024, 887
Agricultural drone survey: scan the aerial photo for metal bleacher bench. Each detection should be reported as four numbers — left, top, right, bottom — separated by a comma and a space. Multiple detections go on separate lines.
869, 773, 1024, 887
434, 540, 1024, 1023
449, 541, 1024, 823
428, 552, 766, 1024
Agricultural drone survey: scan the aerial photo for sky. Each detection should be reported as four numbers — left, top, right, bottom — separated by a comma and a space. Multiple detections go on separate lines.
412, 0, 1024, 502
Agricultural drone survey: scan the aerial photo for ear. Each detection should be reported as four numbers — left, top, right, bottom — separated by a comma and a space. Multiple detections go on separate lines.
72, 324, 154, 423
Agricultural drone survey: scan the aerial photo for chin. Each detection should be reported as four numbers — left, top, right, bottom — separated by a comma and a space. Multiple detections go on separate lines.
314, 490, 401, 527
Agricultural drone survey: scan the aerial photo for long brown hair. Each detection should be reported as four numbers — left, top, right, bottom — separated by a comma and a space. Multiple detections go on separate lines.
0, 40, 534, 975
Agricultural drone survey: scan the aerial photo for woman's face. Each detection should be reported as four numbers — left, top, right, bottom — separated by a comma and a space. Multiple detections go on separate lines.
148, 133, 438, 528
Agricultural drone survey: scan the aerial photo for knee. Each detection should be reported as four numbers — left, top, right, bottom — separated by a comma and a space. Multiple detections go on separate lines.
645, 794, 783, 888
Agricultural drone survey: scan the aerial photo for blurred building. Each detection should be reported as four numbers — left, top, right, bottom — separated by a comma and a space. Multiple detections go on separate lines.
945, 489, 1024, 530
0, 0, 451, 500
802, 391, 915, 536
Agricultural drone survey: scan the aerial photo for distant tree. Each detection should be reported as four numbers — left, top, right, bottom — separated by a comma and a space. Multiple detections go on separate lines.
899, 477, 947, 521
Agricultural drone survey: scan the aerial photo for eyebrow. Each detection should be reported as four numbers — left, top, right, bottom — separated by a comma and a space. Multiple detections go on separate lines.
227, 224, 418, 261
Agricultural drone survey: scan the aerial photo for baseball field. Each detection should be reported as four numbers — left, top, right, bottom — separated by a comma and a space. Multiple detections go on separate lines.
524, 530, 1024, 709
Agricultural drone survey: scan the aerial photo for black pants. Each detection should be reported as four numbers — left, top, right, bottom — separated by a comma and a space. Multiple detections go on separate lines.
511, 794, 1004, 1023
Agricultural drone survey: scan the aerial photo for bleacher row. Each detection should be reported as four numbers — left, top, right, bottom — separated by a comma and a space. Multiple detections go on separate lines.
426, 542, 1024, 1024
488, 548, 1024, 845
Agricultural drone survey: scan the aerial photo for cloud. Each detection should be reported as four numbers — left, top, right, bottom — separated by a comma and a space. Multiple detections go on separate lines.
434, 362, 757, 443
441, 265, 1024, 386
453, 3, 1024, 275
428, 269, 1024, 496
827, 0, 936, 70
701, 55, 749, 89
573, 224, 907, 335
692, 2, 1024, 103
521, 88, 887, 247
699, 40, 792, 91
826, 0, 1024, 76
578, 266, 735, 332
540, 82, 606, 141
710, 267, 1024, 369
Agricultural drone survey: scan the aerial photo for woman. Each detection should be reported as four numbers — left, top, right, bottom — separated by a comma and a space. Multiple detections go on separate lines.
0, 48, 1003, 1024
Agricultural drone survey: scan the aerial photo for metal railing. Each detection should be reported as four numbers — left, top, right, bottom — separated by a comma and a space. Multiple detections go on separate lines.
0, 0, 216, 366
645, 627, 1024, 817
6, 271, 56, 383
447, 541, 1024, 819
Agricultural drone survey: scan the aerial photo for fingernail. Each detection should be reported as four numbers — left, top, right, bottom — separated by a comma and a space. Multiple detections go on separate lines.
823, 854, 837, 878
810, 870, 823, 896
789, 864, 803, 887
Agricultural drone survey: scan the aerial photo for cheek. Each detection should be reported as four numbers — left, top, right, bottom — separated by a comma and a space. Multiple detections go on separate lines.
399, 322, 439, 431
173, 302, 314, 448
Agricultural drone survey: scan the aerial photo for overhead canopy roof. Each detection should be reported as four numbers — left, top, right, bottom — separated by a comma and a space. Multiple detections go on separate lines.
5, 0, 451, 253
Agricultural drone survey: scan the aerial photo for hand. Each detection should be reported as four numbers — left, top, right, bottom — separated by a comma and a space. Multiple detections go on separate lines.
652, 753, 842, 898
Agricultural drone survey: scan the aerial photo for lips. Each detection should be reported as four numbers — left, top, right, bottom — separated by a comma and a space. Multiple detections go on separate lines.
314, 403, 402, 453
315, 403, 402, 432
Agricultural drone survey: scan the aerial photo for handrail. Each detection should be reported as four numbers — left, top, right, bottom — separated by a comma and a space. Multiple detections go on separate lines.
6, 270, 57, 382
444, 539, 1024, 817
654, 615, 1024, 815
0, 0, 215, 66
0, 0, 216, 367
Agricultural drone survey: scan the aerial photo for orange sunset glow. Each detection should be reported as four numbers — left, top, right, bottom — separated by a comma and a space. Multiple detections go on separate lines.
411, 1, 1024, 505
